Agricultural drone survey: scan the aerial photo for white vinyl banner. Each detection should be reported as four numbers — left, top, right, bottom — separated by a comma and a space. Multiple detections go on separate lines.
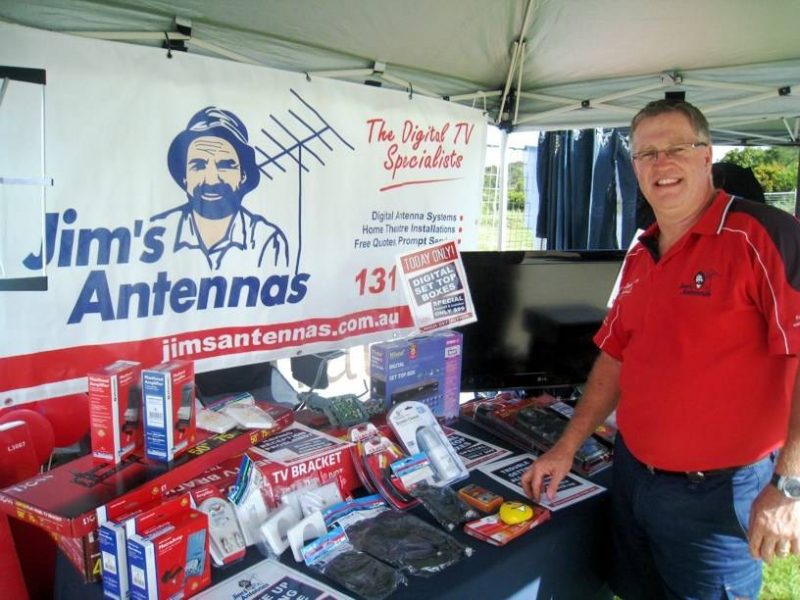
0, 24, 486, 404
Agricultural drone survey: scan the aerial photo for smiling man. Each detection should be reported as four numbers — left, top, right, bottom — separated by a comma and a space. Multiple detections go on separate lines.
522, 99, 800, 599
152, 107, 289, 270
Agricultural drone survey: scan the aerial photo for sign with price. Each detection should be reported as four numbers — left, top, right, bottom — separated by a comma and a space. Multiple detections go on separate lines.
0, 24, 485, 403
397, 240, 478, 332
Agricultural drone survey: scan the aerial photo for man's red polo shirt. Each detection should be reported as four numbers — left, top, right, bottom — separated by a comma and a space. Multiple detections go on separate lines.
594, 191, 800, 471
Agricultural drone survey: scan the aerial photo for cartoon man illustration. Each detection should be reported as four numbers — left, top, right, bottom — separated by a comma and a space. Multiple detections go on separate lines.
152, 106, 289, 270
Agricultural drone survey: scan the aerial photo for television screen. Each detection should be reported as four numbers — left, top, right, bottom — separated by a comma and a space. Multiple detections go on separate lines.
457, 250, 625, 391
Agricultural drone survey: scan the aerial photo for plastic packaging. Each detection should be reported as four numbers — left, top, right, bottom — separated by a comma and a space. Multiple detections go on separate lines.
197, 497, 246, 566
196, 408, 238, 434
409, 481, 478, 531
227, 455, 270, 546
303, 525, 406, 600
344, 510, 473, 576
387, 401, 468, 487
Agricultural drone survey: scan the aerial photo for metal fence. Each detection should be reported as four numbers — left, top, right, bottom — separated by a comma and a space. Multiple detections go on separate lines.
480, 155, 797, 251
765, 191, 797, 215
479, 145, 542, 251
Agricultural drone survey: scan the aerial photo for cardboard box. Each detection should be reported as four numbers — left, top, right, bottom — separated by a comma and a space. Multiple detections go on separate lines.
370, 331, 463, 420
247, 423, 359, 497
97, 487, 173, 599
142, 360, 196, 462
88, 360, 143, 464
0, 402, 293, 581
166, 423, 360, 508
127, 502, 210, 599
99, 521, 130, 599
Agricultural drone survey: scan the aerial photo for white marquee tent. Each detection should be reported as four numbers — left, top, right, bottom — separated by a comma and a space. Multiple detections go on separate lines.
2, 0, 800, 146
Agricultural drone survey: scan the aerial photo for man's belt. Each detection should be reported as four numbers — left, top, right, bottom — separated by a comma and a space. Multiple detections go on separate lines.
642, 464, 740, 483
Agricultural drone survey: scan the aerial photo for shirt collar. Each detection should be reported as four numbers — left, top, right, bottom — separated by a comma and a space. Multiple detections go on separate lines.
174, 207, 248, 253
693, 189, 734, 236
638, 189, 733, 247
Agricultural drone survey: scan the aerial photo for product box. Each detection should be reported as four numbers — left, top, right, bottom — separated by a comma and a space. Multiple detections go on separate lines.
99, 521, 130, 600
370, 330, 463, 420
461, 393, 612, 476
248, 423, 360, 497
0, 402, 293, 582
463, 507, 551, 546
141, 360, 196, 462
167, 423, 360, 505
88, 360, 143, 464
127, 503, 210, 599
97, 486, 169, 599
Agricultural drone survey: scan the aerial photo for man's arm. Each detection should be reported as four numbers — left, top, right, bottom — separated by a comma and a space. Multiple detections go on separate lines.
521, 351, 621, 502
748, 361, 800, 562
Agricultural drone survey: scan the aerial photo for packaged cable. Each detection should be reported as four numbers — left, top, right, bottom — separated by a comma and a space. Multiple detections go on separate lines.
409, 481, 478, 531
344, 510, 473, 576
302, 525, 406, 600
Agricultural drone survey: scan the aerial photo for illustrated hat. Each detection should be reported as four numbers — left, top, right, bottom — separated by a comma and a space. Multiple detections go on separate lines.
167, 106, 260, 196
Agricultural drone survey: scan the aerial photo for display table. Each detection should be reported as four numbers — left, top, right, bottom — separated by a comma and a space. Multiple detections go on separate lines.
51, 419, 612, 599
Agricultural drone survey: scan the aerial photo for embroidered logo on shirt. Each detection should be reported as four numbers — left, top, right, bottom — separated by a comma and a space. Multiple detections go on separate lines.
679, 270, 717, 297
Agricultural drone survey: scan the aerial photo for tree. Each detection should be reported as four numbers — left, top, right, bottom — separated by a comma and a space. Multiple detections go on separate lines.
721, 147, 798, 192
483, 162, 527, 211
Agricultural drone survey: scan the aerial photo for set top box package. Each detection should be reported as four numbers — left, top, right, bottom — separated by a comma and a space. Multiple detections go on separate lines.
370, 330, 463, 420
142, 360, 196, 462
88, 360, 143, 464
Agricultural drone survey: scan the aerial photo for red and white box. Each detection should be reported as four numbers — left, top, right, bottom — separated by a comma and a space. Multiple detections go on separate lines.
248, 423, 359, 498
127, 495, 210, 600
166, 423, 360, 506
97, 485, 168, 600
88, 360, 143, 464
141, 361, 196, 462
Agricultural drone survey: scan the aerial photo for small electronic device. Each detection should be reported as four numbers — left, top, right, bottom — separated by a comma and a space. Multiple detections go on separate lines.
305, 393, 369, 428
199, 498, 245, 566
123, 385, 142, 436
458, 483, 504, 513
498, 501, 534, 525
416, 425, 462, 482
177, 383, 194, 432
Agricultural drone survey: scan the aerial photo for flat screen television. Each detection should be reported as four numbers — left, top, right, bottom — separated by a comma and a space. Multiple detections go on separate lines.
456, 250, 625, 391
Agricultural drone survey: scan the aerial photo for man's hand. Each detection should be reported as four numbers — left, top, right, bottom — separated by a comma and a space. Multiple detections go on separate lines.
748, 484, 800, 563
521, 444, 575, 503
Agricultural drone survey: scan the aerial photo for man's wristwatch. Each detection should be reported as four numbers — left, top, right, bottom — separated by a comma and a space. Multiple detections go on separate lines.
771, 473, 800, 499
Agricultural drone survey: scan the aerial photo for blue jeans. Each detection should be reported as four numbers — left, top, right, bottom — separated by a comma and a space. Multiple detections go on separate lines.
610, 435, 775, 600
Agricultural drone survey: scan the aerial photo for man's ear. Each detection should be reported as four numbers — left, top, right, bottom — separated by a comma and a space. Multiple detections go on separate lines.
241, 173, 247, 184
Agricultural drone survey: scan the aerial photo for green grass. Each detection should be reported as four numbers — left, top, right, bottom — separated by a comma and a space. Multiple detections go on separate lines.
761, 555, 800, 599
478, 208, 536, 250
611, 557, 800, 599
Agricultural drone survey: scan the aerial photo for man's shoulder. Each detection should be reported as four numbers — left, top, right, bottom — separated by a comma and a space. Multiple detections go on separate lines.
725, 197, 800, 243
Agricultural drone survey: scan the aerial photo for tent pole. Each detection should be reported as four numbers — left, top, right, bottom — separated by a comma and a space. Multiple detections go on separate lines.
498, 130, 509, 250
795, 148, 800, 219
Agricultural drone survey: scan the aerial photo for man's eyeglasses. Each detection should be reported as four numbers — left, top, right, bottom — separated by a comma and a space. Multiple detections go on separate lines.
631, 142, 708, 163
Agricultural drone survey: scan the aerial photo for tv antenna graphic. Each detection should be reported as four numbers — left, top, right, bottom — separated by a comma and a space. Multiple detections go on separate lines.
255, 89, 354, 274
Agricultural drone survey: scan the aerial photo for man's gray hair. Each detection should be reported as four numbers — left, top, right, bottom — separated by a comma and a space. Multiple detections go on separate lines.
630, 99, 711, 144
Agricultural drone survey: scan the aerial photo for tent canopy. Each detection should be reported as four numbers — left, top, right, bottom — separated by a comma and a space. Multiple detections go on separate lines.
2, 0, 800, 145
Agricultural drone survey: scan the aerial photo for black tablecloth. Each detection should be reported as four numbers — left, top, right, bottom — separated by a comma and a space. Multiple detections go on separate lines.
55, 420, 613, 600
